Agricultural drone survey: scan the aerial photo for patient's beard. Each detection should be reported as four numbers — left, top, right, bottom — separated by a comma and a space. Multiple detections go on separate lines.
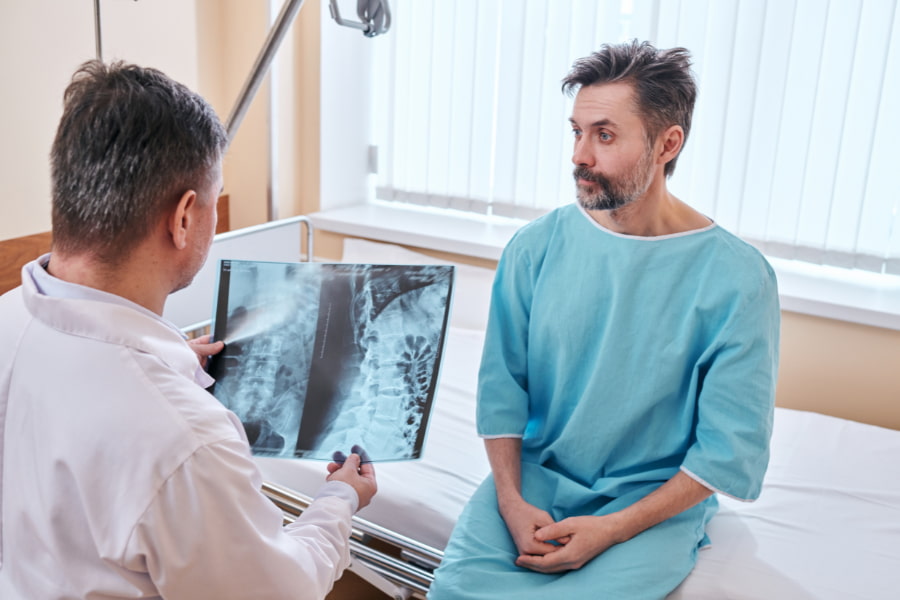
574, 148, 656, 212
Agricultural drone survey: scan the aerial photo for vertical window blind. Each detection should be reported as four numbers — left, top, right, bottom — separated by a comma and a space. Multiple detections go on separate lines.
370, 0, 900, 274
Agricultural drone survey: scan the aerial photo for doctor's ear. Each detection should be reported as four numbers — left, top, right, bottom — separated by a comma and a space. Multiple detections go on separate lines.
169, 189, 199, 250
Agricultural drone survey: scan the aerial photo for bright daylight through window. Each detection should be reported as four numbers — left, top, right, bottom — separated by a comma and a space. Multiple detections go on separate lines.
369, 0, 900, 276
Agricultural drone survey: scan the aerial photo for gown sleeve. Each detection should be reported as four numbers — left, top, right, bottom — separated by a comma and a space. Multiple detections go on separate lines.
680, 257, 781, 501
476, 234, 537, 438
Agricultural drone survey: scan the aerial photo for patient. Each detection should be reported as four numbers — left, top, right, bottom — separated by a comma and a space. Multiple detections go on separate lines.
428, 40, 780, 599
0, 60, 376, 599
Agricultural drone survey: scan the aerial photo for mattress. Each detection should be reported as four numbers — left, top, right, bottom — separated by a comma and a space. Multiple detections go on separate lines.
669, 405, 900, 599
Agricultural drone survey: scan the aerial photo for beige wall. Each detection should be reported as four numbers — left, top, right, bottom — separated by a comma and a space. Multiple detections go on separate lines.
0, 0, 213, 241
196, 0, 320, 229
193, 0, 321, 229
0, 0, 317, 241
196, 0, 273, 230
289, 0, 322, 218
778, 311, 900, 430
1, 1, 95, 240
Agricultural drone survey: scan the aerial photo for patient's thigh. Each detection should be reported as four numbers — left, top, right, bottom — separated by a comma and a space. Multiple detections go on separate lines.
429, 479, 703, 600
428, 478, 519, 599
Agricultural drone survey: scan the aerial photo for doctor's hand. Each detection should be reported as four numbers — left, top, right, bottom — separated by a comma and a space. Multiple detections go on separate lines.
499, 498, 565, 561
515, 514, 621, 573
327, 446, 378, 511
188, 334, 225, 369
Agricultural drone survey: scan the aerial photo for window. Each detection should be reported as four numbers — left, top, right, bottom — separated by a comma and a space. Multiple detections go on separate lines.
369, 0, 900, 275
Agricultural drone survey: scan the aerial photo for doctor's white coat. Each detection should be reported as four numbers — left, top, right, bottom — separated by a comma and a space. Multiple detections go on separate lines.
0, 260, 356, 599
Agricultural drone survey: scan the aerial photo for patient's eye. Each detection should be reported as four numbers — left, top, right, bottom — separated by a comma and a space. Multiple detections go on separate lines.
599, 131, 613, 142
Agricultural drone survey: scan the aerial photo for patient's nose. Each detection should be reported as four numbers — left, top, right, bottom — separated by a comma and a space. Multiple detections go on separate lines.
572, 136, 594, 168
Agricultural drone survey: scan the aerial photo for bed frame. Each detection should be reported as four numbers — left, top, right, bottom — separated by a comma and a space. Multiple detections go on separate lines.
0, 231, 52, 296
263, 481, 437, 599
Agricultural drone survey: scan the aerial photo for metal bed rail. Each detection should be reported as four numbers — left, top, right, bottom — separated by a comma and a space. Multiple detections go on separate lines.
262, 480, 442, 599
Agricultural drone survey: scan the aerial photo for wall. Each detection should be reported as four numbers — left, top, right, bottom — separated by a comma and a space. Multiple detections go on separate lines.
195, 0, 321, 229
282, 0, 321, 219
778, 311, 900, 430
319, 3, 373, 211
0, 0, 207, 240
1, 1, 97, 240
198, 0, 270, 230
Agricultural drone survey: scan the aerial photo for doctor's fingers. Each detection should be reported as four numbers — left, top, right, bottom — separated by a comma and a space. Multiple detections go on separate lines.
331, 457, 378, 509
356, 458, 376, 481
350, 444, 371, 462
188, 336, 224, 364
330, 454, 376, 484
340, 446, 376, 479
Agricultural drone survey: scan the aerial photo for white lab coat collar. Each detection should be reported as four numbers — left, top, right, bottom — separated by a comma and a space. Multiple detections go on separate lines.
22, 256, 213, 387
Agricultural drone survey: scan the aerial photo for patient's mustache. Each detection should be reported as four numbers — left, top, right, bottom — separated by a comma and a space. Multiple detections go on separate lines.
573, 166, 609, 186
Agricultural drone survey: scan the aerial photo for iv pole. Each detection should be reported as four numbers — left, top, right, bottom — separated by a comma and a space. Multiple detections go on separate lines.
224, 0, 391, 222
93, 0, 102, 60
225, 0, 306, 145
226, 0, 391, 142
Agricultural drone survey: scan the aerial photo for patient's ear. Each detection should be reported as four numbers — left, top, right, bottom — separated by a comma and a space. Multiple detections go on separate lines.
169, 189, 198, 250
657, 125, 684, 164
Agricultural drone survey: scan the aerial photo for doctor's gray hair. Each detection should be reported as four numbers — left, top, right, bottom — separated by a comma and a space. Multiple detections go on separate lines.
50, 60, 228, 260
562, 40, 696, 177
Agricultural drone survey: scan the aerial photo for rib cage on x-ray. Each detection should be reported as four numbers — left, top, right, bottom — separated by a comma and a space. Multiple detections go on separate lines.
208, 260, 453, 462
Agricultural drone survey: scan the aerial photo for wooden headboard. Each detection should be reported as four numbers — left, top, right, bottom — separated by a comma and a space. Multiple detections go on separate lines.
0, 231, 53, 295
0, 195, 230, 296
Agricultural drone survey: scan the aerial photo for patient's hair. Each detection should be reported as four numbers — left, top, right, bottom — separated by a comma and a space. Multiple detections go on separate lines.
50, 60, 228, 260
562, 40, 696, 177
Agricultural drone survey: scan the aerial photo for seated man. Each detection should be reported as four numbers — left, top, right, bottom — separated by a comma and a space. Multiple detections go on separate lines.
0, 60, 376, 599
429, 40, 779, 599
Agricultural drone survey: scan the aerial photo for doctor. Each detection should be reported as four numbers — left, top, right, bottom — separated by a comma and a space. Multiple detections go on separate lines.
0, 60, 376, 599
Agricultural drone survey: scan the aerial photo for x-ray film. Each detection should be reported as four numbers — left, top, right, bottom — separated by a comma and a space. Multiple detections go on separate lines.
207, 260, 454, 462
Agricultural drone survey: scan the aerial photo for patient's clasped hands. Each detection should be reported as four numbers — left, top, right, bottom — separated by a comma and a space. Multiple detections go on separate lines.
503, 498, 620, 574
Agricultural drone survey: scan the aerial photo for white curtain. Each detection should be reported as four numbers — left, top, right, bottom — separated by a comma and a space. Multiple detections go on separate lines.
370, 0, 900, 274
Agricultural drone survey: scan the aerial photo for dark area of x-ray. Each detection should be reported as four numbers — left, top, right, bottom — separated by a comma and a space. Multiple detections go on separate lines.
208, 260, 454, 462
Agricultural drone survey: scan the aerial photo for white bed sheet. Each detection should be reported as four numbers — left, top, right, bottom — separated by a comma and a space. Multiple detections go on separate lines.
669, 407, 900, 599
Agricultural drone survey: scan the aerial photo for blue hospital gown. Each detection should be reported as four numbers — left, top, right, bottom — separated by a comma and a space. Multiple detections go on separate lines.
429, 204, 780, 599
